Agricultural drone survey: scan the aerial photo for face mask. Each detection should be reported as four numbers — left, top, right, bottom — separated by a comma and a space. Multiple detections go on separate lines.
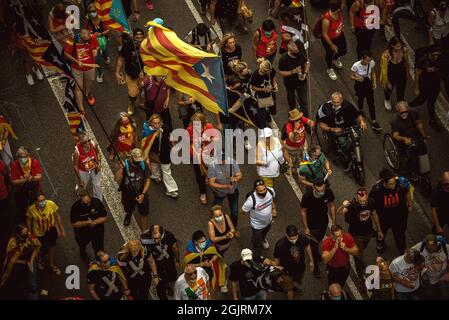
314, 190, 325, 198
37, 200, 46, 208
214, 216, 224, 222
264, 31, 273, 37
288, 238, 298, 244
257, 191, 268, 198
198, 242, 207, 250
89, 12, 97, 18
19, 157, 28, 165
331, 295, 342, 300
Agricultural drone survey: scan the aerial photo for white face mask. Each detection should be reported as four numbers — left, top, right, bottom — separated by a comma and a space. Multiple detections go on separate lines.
288, 237, 298, 244
214, 216, 224, 222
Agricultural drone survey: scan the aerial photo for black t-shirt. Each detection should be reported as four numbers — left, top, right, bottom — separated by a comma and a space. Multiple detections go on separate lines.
120, 39, 143, 78
300, 188, 335, 229
318, 101, 359, 129
273, 235, 309, 276
344, 198, 376, 236
369, 182, 408, 217
141, 230, 177, 268
120, 161, 149, 196
417, 57, 440, 85
229, 256, 264, 298
240, 72, 252, 95
118, 251, 151, 282
431, 182, 449, 224
70, 198, 107, 238
250, 70, 276, 99
149, 125, 172, 164
87, 269, 122, 300
214, 0, 239, 19
278, 51, 307, 87
391, 110, 420, 140
221, 45, 242, 75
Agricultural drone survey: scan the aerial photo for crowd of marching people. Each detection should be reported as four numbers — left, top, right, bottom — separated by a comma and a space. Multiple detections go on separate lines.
0, 0, 449, 301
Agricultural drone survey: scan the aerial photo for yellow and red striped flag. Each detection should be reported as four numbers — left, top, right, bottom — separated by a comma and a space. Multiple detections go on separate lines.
95, 0, 126, 32
140, 21, 228, 115
19, 36, 53, 67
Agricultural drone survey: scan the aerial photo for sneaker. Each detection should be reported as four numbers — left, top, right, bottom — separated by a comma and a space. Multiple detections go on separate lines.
87, 96, 96, 106
146, 0, 154, 10
220, 286, 229, 293
244, 140, 252, 150
123, 214, 132, 227
104, 57, 111, 65
96, 73, 104, 83
371, 121, 382, 132
166, 191, 179, 198
75, 183, 79, 194
26, 74, 35, 86
127, 104, 135, 115
262, 239, 270, 249
333, 59, 343, 69
32, 66, 44, 80
293, 282, 303, 295
242, 25, 249, 33
327, 68, 337, 80
344, 160, 353, 172
151, 176, 162, 183
384, 100, 392, 111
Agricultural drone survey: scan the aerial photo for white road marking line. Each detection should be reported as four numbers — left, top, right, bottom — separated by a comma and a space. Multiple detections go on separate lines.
44, 72, 142, 242
185, 0, 204, 24
384, 25, 449, 132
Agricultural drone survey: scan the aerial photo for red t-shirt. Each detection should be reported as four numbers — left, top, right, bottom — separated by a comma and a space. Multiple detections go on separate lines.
323, 11, 344, 40
0, 160, 8, 200
285, 117, 309, 148
65, 35, 99, 72
322, 233, 355, 268
187, 123, 217, 159
10, 158, 43, 181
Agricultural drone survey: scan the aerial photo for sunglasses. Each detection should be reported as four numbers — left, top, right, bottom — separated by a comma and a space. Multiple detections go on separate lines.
88, 10, 96, 13
255, 181, 265, 187
399, 111, 409, 115
186, 270, 197, 276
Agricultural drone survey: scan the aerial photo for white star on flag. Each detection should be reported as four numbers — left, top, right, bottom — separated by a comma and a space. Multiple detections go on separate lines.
200, 63, 215, 84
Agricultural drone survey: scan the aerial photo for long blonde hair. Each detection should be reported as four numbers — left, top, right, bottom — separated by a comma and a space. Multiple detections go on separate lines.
229, 60, 248, 78
257, 58, 272, 75
220, 33, 237, 51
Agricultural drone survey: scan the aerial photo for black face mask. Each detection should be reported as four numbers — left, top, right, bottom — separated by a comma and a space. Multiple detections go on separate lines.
257, 191, 268, 197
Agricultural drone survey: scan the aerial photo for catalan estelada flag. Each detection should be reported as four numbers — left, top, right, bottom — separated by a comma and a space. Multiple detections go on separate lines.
19, 36, 52, 67
64, 78, 86, 140
140, 121, 160, 160
182, 239, 226, 290
95, 0, 126, 32
140, 21, 228, 115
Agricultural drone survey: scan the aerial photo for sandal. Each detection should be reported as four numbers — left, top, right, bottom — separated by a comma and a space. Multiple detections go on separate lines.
199, 194, 207, 205
51, 265, 62, 275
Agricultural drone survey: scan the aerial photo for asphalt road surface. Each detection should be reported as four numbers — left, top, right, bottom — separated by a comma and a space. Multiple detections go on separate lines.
0, 0, 448, 300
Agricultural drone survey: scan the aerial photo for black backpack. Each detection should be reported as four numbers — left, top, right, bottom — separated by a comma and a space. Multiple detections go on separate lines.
245, 188, 274, 210
191, 26, 211, 49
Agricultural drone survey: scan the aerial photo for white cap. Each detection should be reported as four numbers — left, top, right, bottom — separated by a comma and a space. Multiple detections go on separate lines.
259, 127, 273, 138
241, 248, 253, 261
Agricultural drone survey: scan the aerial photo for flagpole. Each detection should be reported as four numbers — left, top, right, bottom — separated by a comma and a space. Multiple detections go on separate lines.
301, 0, 313, 123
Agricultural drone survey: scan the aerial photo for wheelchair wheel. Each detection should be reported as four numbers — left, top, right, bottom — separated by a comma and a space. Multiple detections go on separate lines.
383, 134, 401, 171
315, 125, 332, 154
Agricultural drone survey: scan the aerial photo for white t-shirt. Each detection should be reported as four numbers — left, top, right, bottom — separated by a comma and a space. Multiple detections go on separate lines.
389, 255, 421, 293
412, 242, 449, 285
257, 138, 284, 178
242, 187, 275, 230
351, 60, 376, 80
173, 267, 210, 300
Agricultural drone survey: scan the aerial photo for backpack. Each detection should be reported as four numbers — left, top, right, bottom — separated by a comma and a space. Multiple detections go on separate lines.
312, 15, 324, 39
120, 159, 147, 194
281, 123, 288, 141
245, 188, 274, 210
191, 27, 211, 49
419, 236, 448, 259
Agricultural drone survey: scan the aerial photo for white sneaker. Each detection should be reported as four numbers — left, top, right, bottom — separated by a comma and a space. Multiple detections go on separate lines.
220, 286, 229, 293
32, 67, 44, 80
166, 191, 179, 198
327, 68, 337, 80
262, 239, 269, 249
96, 73, 104, 83
104, 57, 111, 65
384, 100, 392, 111
333, 59, 343, 69
26, 74, 35, 86
244, 140, 252, 150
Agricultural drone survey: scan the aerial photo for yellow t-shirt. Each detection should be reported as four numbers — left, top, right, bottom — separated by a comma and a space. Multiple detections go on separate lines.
26, 200, 59, 237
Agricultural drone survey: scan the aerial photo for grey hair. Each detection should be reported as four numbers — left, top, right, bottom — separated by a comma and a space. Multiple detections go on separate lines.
331, 91, 343, 100
395, 100, 409, 110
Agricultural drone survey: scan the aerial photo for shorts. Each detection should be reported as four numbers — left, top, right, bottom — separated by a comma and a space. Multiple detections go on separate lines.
126, 74, 140, 98
261, 176, 276, 188
38, 226, 58, 253
122, 192, 149, 216
285, 272, 305, 291
73, 67, 95, 84
285, 145, 304, 168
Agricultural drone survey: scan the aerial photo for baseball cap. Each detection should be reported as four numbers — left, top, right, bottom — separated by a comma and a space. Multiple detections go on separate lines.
131, 148, 144, 162
286, 225, 299, 237
241, 248, 253, 261
425, 234, 438, 246
259, 127, 273, 138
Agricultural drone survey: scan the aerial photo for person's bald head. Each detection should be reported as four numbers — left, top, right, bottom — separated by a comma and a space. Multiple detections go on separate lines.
184, 264, 198, 281
328, 283, 343, 298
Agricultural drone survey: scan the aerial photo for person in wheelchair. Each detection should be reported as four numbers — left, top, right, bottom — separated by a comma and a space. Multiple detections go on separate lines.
391, 101, 430, 181
317, 91, 367, 172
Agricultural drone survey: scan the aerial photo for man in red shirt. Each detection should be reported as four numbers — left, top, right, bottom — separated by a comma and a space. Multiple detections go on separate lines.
322, 224, 359, 287
282, 108, 314, 174
10, 146, 43, 223
64, 28, 99, 113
